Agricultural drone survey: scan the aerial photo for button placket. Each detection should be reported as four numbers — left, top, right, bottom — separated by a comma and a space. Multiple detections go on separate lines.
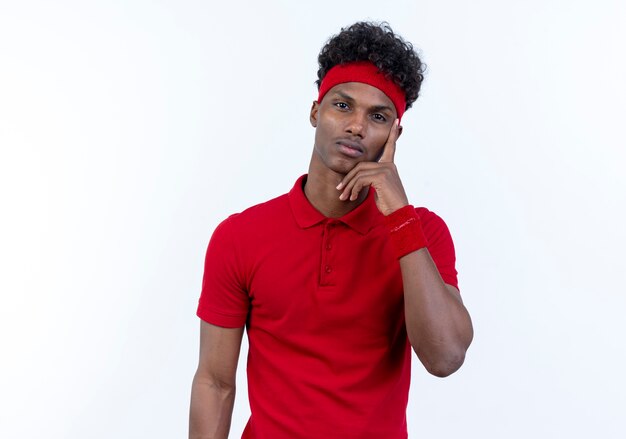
320, 220, 337, 286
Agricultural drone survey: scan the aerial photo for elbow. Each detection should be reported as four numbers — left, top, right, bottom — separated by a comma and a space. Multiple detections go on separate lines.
419, 347, 467, 378
426, 355, 465, 377
424, 325, 474, 377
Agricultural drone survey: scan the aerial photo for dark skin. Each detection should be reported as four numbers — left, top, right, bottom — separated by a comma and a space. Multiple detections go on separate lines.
306, 82, 408, 217
189, 81, 473, 439
307, 81, 473, 376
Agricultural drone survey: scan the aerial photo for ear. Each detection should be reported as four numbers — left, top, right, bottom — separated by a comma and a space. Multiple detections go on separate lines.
397, 124, 403, 139
310, 101, 320, 127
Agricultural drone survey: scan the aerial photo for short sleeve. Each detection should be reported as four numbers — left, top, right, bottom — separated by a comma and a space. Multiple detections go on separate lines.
417, 208, 459, 291
197, 215, 250, 327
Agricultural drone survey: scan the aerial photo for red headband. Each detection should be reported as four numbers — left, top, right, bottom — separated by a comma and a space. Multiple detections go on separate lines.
317, 61, 407, 120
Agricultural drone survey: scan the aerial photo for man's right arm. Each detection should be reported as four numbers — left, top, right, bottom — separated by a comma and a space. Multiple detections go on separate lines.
189, 320, 244, 439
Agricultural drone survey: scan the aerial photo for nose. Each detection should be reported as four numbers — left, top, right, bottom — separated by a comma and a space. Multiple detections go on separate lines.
345, 111, 367, 138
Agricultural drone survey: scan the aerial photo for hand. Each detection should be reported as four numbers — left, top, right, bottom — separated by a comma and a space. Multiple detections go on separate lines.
336, 119, 409, 216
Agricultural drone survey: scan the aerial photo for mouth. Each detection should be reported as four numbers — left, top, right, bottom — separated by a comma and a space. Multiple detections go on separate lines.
336, 140, 364, 158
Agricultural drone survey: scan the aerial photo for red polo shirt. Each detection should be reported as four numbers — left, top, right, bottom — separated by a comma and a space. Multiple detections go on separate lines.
197, 175, 458, 439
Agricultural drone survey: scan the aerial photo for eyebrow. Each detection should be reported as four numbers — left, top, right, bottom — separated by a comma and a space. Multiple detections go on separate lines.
331, 90, 394, 114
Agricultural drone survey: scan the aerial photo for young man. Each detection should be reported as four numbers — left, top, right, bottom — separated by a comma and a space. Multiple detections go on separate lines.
190, 22, 473, 439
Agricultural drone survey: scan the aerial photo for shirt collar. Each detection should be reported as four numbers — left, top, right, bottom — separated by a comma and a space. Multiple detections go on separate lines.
288, 174, 383, 235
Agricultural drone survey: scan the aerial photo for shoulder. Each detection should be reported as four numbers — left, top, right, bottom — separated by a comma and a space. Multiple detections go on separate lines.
206, 193, 291, 265
215, 192, 291, 235
415, 206, 459, 288
415, 206, 452, 235
414, 206, 456, 253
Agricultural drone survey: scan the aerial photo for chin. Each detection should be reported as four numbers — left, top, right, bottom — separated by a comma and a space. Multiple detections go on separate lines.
328, 158, 359, 175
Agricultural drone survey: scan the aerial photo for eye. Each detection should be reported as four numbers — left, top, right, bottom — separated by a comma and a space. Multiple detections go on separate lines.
372, 113, 387, 122
334, 102, 349, 110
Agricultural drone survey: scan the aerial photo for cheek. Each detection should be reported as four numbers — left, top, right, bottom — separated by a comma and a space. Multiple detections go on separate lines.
313, 125, 327, 150
315, 115, 339, 144
372, 146, 386, 162
370, 131, 390, 159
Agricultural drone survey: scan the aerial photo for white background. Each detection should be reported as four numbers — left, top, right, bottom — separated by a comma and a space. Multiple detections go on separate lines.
1, 1, 625, 437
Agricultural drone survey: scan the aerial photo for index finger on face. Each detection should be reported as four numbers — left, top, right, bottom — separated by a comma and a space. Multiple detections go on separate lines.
378, 119, 400, 163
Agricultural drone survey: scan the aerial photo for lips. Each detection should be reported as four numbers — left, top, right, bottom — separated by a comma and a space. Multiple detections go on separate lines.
336, 139, 364, 158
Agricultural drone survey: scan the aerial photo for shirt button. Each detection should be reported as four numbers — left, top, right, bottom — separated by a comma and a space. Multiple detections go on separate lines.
326, 243, 332, 250
325, 265, 332, 273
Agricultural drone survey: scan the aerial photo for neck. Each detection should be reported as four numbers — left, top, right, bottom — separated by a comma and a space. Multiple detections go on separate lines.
304, 154, 369, 218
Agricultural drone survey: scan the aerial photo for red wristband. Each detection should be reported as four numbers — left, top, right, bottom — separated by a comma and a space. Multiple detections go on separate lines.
384, 205, 428, 259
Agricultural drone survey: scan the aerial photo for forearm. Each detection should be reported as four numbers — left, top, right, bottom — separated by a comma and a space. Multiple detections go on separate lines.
189, 373, 236, 439
400, 248, 473, 377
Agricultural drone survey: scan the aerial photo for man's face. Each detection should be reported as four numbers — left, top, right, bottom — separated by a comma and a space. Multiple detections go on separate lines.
309, 82, 400, 175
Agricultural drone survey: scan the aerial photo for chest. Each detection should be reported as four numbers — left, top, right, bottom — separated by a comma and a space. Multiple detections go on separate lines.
243, 221, 404, 337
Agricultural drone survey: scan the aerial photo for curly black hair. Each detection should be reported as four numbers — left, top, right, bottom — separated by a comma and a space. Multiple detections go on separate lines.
316, 21, 425, 111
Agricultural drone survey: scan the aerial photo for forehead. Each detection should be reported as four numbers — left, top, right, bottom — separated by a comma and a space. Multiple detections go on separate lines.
325, 82, 395, 111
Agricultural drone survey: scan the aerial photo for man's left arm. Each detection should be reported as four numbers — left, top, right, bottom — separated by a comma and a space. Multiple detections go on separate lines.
337, 119, 473, 377
398, 248, 473, 376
